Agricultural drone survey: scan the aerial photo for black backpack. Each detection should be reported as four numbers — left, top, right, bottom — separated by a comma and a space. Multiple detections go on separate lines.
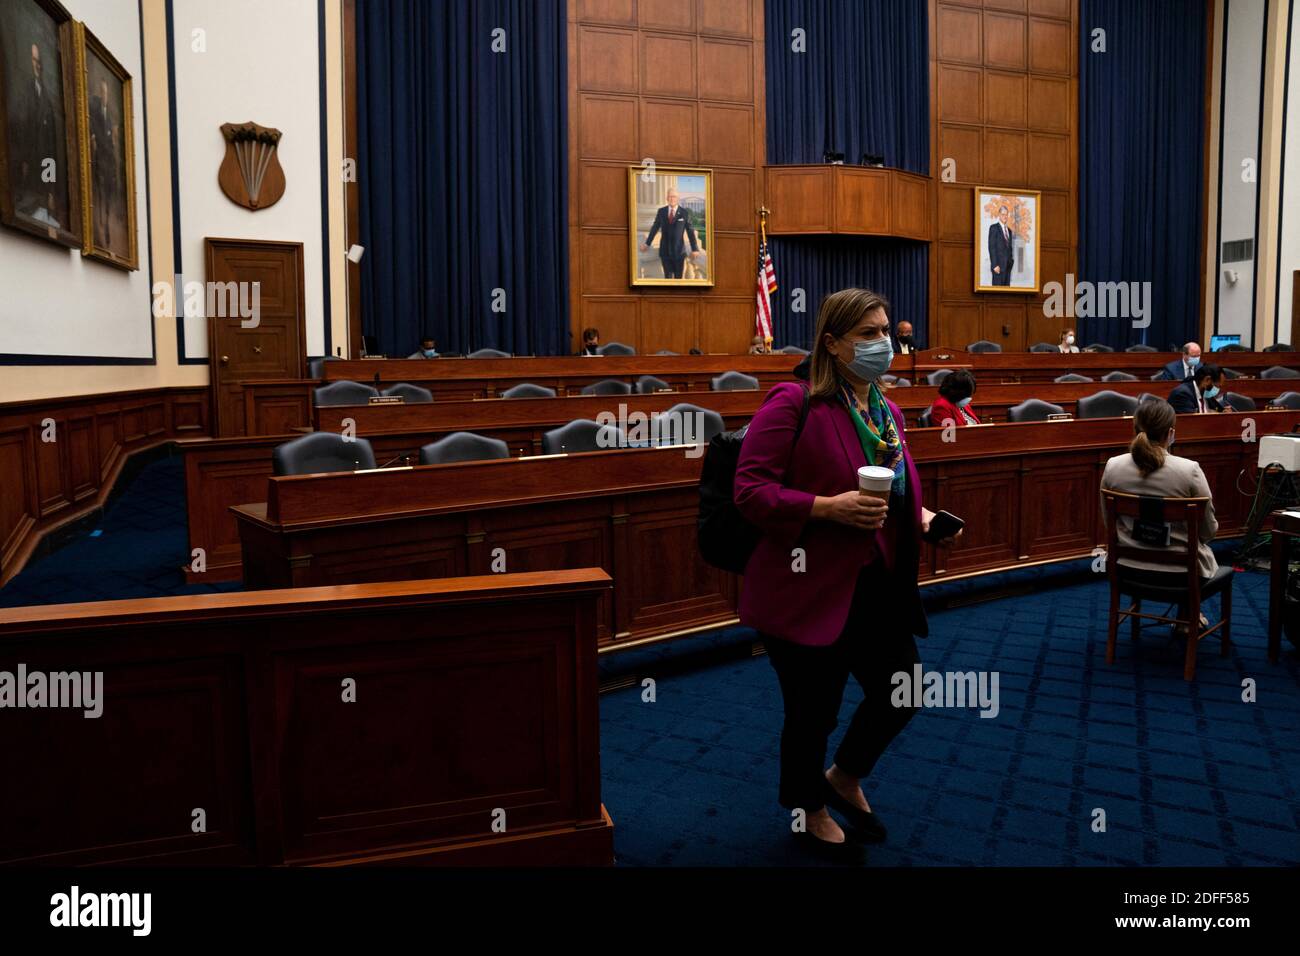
697, 385, 810, 574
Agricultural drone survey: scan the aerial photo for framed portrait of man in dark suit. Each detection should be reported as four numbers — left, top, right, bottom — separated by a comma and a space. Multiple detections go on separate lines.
75, 23, 137, 270
628, 166, 714, 287
0, 0, 83, 248
974, 188, 1039, 293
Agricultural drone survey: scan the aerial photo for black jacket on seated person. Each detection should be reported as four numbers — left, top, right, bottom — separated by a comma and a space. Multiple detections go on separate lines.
1168, 379, 1224, 414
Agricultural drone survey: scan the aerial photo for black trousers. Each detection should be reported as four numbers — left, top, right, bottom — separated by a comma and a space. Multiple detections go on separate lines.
659, 256, 684, 279
763, 565, 921, 813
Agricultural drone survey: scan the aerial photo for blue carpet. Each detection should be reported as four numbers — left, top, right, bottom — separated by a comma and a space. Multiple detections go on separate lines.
4, 454, 1298, 867
601, 573, 1300, 866
0, 454, 242, 608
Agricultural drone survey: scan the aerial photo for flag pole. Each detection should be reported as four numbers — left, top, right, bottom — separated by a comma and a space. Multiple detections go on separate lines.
759, 207, 773, 347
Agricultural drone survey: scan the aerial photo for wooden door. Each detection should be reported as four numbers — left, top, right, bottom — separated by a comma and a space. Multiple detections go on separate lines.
206, 238, 307, 437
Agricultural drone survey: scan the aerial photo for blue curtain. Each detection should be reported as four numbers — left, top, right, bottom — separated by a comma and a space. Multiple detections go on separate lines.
765, 0, 929, 172
356, 0, 568, 356
768, 238, 929, 350
1078, 0, 1206, 350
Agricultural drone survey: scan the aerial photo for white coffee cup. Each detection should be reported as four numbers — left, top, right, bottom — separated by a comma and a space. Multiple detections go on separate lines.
858, 465, 894, 495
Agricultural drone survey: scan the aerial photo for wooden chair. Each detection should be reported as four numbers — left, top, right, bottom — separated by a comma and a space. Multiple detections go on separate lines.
1101, 490, 1233, 680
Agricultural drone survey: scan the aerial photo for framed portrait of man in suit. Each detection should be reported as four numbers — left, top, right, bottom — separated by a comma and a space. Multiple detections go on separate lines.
974, 188, 1039, 293
628, 166, 714, 287
74, 23, 137, 270
0, 0, 83, 248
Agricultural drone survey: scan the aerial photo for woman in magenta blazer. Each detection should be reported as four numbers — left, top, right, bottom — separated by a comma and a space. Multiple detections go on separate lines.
928, 369, 982, 427
734, 287, 960, 863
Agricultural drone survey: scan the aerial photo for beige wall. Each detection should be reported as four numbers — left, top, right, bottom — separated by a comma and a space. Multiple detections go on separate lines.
0, 0, 346, 404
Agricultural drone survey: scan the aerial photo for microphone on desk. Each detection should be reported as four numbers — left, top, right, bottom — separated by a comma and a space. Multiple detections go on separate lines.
375, 451, 415, 469
374, 372, 382, 391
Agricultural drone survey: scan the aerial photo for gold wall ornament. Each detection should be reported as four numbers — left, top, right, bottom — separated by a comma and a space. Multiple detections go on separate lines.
219, 121, 285, 210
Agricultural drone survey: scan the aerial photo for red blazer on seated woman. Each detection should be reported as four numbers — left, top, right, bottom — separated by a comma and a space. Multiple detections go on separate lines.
928, 369, 981, 426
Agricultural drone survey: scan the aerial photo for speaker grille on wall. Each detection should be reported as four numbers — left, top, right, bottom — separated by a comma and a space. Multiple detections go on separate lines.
1222, 238, 1254, 263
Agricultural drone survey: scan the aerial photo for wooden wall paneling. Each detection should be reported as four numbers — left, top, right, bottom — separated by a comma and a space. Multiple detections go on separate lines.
0, 388, 212, 587
836, 169, 892, 234
571, 0, 764, 354
929, 0, 1079, 351
641, 298, 700, 352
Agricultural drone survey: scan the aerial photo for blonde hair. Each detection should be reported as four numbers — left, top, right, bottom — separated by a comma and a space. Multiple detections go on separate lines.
808, 288, 891, 397
1130, 399, 1176, 476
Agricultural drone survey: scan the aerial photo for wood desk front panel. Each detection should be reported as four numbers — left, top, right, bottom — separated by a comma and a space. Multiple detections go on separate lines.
0, 571, 612, 866
234, 413, 1287, 647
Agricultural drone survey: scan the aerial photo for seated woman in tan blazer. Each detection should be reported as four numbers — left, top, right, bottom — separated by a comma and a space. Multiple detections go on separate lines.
1100, 399, 1218, 626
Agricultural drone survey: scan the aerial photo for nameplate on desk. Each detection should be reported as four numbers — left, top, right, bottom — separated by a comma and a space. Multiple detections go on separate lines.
368, 396, 404, 405
1046, 413, 1074, 421
354, 465, 414, 474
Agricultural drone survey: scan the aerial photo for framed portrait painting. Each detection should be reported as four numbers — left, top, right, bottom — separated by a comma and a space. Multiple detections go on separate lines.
628, 166, 714, 287
0, 0, 83, 248
75, 23, 138, 270
974, 188, 1039, 293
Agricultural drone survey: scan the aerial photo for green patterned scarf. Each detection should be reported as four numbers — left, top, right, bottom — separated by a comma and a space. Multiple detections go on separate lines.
840, 380, 907, 496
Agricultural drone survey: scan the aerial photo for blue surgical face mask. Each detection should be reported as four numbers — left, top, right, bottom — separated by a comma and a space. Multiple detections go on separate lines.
842, 336, 894, 381
956, 396, 972, 407
1203, 385, 1219, 399
422, 348, 437, 358
1187, 355, 1200, 367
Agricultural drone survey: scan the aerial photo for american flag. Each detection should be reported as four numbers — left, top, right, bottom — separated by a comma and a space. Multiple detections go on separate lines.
755, 241, 776, 342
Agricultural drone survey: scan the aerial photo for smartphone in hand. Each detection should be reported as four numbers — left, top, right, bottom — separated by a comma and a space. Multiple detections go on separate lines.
922, 510, 965, 544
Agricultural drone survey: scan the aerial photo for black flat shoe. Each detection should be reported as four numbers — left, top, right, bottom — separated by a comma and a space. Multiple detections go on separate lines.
792, 830, 866, 864
822, 778, 888, 843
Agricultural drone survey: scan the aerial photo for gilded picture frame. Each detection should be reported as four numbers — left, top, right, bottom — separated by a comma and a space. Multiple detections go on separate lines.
0, 0, 84, 248
75, 22, 137, 270
628, 165, 714, 288
974, 187, 1040, 293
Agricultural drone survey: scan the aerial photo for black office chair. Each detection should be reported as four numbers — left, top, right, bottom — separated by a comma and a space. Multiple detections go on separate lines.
926, 368, 954, 386
1077, 389, 1140, 419
1263, 343, 1292, 352
917, 409, 934, 428
1136, 392, 1160, 405
313, 380, 379, 406
1101, 370, 1138, 382
467, 347, 512, 359
712, 371, 761, 391
1124, 344, 1158, 353
542, 419, 626, 454
1218, 343, 1251, 352
1270, 391, 1300, 410
1055, 373, 1093, 383
1222, 392, 1256, 411
272, 432, 376, 476
307, 355, 342, 378
1029, 342, 1058, 353
1221, 367, 1243, 379
381, 383, 433, 403
657, 403, 725, 445
779, 345, 810, 355
1260, 365, 1300, 379
1007, 399, 1065, 422
501, 383, 556, 399
1149, 371, 1169, 381
1084, 343, 1115, 353
880, 374, 911, 387
636, 374, 671, 393
598, 342, 637, 356
580, 378, 632, 395
418, 432, 510, 465
967, 340, 1002, 353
